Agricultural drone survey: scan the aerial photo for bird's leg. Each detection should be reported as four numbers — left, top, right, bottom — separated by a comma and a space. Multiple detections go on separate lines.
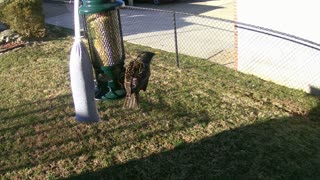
123, 81, 131, 109
135, 93, 140, 109
141, 80, 149, 91
123, 92, 140, 109
128, 93, 140, 109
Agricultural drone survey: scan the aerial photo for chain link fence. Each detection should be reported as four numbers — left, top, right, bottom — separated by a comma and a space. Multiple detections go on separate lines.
120, 6, 237, 69
120, 7, 177, 58
120, 6, 320, 94
236, 23, 320, 93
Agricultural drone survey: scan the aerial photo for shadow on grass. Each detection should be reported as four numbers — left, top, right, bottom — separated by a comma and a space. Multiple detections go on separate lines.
0, 86, 214, 175
0, 94, 76, 173
44, 24, 73, 41
0, 94, 72, 122
0, 93, 74, 139
67, 102, 320, 179
19, 24, 73, 43
1, 42, 319, 178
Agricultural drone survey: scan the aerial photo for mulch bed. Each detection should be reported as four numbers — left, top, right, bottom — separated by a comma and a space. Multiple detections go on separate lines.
0, 41, 27, 53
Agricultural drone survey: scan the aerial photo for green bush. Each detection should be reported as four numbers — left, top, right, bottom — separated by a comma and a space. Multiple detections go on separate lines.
0, 0, 9, 21
2, 0, 45, 38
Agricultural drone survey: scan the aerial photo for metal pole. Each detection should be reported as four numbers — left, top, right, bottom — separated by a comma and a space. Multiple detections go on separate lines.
173, 12, 179, 68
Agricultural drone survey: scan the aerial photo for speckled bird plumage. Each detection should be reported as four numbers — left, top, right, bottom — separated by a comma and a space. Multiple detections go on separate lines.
123, 52, 155, 109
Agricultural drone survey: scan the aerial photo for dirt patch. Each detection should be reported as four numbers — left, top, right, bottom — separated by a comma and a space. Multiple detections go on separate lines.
208, 48, 236, 69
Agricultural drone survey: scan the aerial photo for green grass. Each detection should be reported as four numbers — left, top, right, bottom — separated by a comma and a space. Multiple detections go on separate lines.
0, 26, 319, 179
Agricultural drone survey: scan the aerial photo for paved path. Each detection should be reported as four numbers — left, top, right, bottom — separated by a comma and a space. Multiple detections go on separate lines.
43, 1, 236, 68
43, 2, 75, 29
138, 0, 235, 20
121, 8, 235, 65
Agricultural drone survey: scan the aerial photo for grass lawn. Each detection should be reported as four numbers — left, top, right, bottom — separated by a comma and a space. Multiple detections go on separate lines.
0, 25, 320, 179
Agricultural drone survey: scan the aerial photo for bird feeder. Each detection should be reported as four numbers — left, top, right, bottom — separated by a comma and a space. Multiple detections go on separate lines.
80, 0, 126, 100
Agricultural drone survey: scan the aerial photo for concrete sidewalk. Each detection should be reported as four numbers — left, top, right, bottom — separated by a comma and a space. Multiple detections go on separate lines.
43, 1, 236, 68
43, 0, 236, 28
43, 2, 74, 29
138, 0, 235, 20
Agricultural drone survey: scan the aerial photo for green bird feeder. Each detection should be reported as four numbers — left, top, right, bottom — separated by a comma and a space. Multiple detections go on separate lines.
80, 0, 126, 100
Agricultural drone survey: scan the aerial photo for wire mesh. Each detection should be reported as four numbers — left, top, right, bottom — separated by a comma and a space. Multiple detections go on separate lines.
120, 6, 237, 69
236, 24, 320, 93
119, 6, 320, 93
85, 10, 124, 67
175, 12, 236, 68
120, 6, 175, 54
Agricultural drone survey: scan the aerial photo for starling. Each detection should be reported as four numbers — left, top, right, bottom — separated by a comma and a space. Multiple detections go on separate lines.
123, 52, 155, 109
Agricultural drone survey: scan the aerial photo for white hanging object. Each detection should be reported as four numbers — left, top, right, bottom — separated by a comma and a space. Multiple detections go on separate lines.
69, 0, 100, 122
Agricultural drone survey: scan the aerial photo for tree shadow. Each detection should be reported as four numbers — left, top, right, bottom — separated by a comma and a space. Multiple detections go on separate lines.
0, 82, 217, 174
136, 2, 223, 15
67, 100, 320, 179
42, 1, 72, 18
0, 94, 73, 137
120, 5, 226, 37
0, 93, 76, 173
44, 24, 73, 40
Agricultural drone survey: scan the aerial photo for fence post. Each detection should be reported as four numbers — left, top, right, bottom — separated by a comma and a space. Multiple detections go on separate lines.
173, 12, 180, 68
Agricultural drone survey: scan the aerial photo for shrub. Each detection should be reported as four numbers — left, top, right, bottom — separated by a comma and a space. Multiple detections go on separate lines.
0, 0, 9, 21
2, 0, 45, 38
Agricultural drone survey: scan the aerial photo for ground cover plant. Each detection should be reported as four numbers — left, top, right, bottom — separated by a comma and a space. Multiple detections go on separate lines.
0, 26, 319, 179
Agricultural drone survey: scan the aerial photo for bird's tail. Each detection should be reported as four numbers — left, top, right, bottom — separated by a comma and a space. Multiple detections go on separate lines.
123, 93, 140, 109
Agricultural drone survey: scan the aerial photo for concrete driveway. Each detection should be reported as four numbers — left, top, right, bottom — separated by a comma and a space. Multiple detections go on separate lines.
121, 7, 235, 65
137, 0, 235, 20
122, 0, 236, 67
43, 0, 236, 67
43, 2, 75, 29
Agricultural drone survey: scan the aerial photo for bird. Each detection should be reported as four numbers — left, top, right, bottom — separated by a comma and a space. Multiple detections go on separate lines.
123, 52, 155, 109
